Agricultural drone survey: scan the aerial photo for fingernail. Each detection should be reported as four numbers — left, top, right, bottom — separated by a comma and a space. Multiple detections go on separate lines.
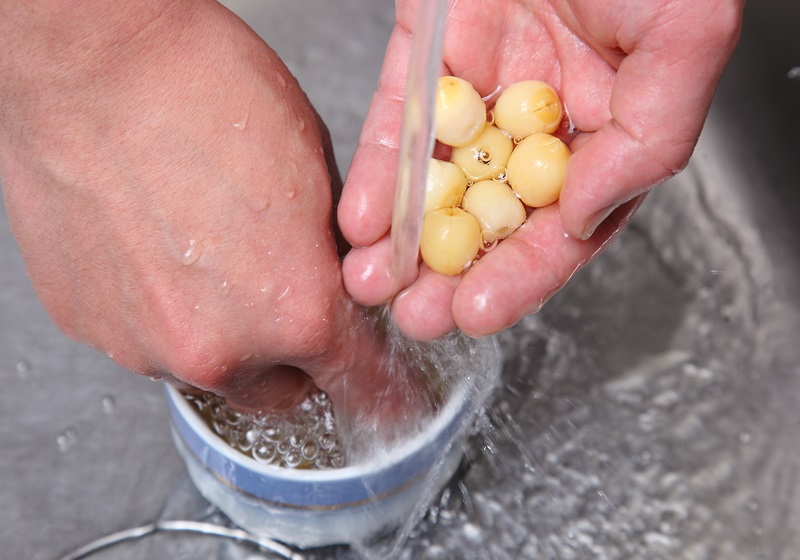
579, 203, 620, 240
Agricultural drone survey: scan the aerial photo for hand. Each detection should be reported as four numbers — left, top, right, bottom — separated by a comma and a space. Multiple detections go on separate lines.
338, 0, 743, 339
0, 0, 413, 419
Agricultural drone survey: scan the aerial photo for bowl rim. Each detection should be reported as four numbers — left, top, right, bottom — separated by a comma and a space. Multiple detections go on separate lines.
165, 382, 474, 507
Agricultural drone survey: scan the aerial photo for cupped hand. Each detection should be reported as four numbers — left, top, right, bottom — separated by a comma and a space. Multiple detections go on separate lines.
0, 0, 413, 419
338, 0, 743, 339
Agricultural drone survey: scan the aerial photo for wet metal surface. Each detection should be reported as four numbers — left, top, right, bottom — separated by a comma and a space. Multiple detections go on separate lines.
2, 1, 799, 558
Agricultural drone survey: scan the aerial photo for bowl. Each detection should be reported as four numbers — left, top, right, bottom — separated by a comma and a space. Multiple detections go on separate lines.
164, 353, 499, 549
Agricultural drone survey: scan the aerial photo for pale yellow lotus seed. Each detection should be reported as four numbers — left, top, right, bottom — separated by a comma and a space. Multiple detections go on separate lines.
450, 125, 514, 183
493, 80, 563, 138
506, 133, 571, 208
462, 180, 526, 240
434, 76, 487, 147
419, 207, 482, 275
424, 159, 468, 215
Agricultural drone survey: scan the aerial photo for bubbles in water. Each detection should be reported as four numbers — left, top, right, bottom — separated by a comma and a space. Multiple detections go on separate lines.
57, 428, 78, 453
185, 390, 346, 469
180, 240, 203, 266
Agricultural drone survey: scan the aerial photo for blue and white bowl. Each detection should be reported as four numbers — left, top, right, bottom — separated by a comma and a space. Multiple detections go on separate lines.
164, 359, 498, 549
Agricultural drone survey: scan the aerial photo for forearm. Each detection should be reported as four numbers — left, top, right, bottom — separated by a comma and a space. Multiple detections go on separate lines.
0, 0, 205, 132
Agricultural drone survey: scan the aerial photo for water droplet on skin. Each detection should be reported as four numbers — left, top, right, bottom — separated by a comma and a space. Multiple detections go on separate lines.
239, 353, 252, 362
277, 286, 290, 300
245, 193, 270, 213
232, 113, 249, 130
285, 188, 296, 199
181, 240, 203, 266
15, 360, 30, 379
220, 280, 231, 295
298, 118, 306, 132
57, 428, 78, 452
102, 395, 116, 414
277, 74, 287, 89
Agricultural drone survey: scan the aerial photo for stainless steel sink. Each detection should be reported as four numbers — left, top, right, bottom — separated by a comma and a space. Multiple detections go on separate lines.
2, 1, 798, 558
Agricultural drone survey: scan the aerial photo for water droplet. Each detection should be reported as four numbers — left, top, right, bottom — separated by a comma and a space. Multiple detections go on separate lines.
276, 74, 287, 89
232, 113, 248, 130
738, 431, 752, 444
245, 193, 270, 213
462, 522, 484, 544
486, 109, 495, 125
284, 449, 302, 468
15, 360, 31, 379
284, 188, 296, 199
220, 280, 231, 295
57, 428, 78, 452
102, 395, 116, 414
253, 441, 276, 464
277, 286, 290, 300
180, 239, 203, 266
481, 230, 499, 252
298, 118, 306, 132
239, 353, 252, 362
746, 498, 761, 512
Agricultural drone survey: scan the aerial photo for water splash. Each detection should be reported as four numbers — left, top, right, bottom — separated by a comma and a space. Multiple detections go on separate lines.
389, 0, 447, 293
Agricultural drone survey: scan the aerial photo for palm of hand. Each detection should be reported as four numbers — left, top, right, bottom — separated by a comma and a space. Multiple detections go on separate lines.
339, 0, 742, 339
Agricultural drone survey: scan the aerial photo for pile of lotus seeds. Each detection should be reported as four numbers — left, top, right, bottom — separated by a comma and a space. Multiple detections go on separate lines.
420, 77, 570, 275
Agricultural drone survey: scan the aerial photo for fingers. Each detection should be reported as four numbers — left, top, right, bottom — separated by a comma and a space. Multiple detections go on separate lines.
451, 197, 641, 337
337, 24, 413, 248
201, 365, 316, 414
559, 0, 743, 240
341, 234, 395, 306
391, 265, 459, 340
